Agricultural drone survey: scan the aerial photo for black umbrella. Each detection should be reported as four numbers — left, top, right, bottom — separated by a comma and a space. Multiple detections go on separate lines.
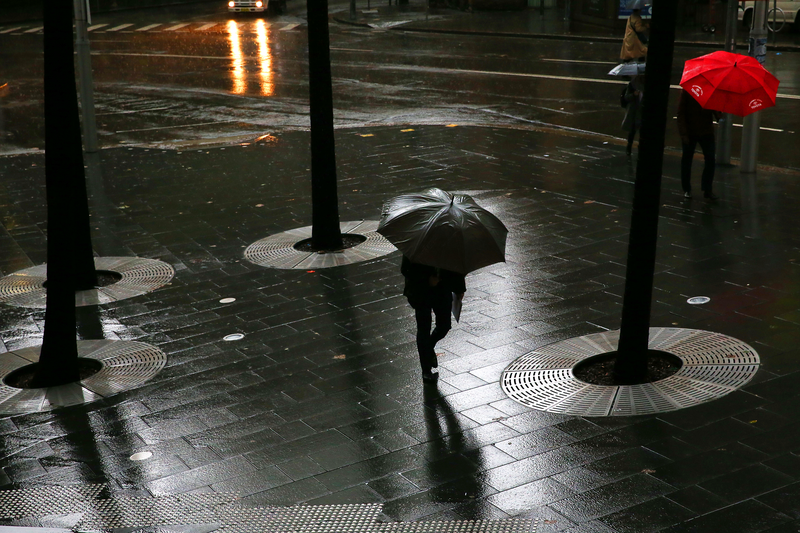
377, 188, 508, 275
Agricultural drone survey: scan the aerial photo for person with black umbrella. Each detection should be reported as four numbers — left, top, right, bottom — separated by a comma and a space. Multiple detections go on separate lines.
401, 256, 465, 382
377, 188, 508, 383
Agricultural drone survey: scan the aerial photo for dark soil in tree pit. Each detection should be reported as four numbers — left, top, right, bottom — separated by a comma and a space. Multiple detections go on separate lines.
42, 270, 122, 289
294, 234, 367, 253
95, 270, 123, 287
573, 350, 682, 386
4, 358, 103, 389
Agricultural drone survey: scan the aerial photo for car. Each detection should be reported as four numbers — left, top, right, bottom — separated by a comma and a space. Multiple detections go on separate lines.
228, 0, 267, 13
738, 0, 799, 32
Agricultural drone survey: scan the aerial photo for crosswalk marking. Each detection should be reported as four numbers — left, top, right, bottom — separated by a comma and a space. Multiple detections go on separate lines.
107, 23, 134, 32
164, 23, 191, 31
136, 24, 162, 32
0, 21, 305, 35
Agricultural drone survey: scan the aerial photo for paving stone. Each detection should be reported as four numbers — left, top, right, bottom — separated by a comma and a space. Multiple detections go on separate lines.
3, 122, 800, 532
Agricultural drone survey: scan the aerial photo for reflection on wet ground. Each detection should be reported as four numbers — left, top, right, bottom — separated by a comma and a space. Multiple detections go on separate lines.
2, 123, 800, 531
1, 3, 798, 167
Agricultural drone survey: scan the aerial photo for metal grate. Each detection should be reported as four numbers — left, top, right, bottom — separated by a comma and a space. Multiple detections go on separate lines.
0, 340, 167, 415
244, 221, 396, 269
501, 328, 760, 417
0, 257, 174, 308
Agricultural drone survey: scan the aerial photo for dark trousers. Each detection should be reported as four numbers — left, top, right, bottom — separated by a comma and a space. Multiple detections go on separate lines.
411, 294, 452, 373
626, 127, 637, 153
681, 134, 716, 193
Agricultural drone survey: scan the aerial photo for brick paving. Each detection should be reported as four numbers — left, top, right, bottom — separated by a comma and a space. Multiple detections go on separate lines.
2, 125, 800, 532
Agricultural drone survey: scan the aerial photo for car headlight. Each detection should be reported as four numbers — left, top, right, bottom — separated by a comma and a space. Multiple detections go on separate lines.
256, 1, 263, 6
228, 1, 235, 6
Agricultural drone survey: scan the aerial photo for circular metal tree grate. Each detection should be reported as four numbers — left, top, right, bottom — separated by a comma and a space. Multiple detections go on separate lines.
244, 220, 397, 269
0, 339, 167, 415
501, 328, 760, 417
0, 257, 174, 308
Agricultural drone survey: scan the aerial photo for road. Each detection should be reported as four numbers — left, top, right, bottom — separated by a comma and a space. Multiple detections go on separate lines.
1, 0, 799, 169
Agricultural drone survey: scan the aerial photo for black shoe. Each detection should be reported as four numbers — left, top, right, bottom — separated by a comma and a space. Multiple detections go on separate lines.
422, 370, 439, 383
703, 192, 719, 200
684, 191, 692, 199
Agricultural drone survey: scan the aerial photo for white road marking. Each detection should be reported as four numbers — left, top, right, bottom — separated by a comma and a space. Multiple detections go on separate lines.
164, 23, 191, 31
672, 116, 785, 133
378, 64, 800, 102
136, 24, 162, 31
87, 24, 108, 31
195, 23, 218, 31
730, 123, 784, 132
279, 23, 299, 31
115, 120, 236, 133
541, 58, 618, 65
0, 27, 23, 34
331, 47, 375, 52
96, 105, 176, 116
107, 23, 134, 32
23, 26, 43, 33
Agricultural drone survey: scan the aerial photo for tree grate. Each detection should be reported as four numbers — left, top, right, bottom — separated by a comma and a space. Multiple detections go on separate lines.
244, 221, 397, 269
0, 257, 174, 308
501, 328, 760, 417
0, 340, 167, 415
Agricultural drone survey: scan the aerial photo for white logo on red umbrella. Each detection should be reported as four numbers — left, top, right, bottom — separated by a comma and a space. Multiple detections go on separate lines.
691, 85, 704, 97
749, 99, 763, 109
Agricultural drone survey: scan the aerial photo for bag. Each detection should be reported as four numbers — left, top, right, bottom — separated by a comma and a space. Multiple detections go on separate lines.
620, 86, 628, 108
630, 18, 648, 44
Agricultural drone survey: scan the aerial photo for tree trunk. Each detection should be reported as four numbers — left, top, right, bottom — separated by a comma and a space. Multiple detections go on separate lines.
32, 0, 95, 387
307, 0, 344, 251
614, 0, 679, 382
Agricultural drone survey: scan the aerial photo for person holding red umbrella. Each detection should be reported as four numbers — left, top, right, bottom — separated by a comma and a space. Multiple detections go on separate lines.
677, 90, 720, 200
678, 51, 780, 199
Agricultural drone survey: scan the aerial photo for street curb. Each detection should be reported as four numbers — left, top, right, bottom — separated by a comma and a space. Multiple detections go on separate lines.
332, 15, 800, 52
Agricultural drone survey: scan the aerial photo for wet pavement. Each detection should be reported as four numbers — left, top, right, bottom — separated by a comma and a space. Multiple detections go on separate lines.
336, 1, 800, 51
2, 123, 800, 532
2, 3, 800, 532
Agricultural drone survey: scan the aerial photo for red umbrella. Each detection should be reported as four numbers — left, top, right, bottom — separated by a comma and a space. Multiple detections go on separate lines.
680, 51, 779, 117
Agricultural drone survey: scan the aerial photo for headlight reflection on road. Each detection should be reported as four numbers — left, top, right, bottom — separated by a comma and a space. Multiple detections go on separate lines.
227, 20, 274, 97
255, 20, 273, 96
227, 20, 246, 95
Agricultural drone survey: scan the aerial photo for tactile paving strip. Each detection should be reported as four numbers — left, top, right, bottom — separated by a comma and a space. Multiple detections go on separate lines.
0, 340, 167, 415
0, 257, 174, 308
501, 328, 760, 417
0, 486, 537, 533
244, 220, 396, 269
0, 484, 106, 519
214, 504, 383, 533
76, 493, 239, 530
378, 519, 537, 532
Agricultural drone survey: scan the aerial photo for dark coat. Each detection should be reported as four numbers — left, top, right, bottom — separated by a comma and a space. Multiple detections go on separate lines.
401, 256, 466, 307
677, 90, 718, 139
622, 77, 644, 132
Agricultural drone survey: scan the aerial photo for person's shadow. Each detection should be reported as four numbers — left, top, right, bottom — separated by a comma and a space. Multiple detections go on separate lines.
420, 385, 493, 519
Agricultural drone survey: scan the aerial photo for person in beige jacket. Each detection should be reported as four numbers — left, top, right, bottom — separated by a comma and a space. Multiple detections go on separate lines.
620, 3, 648, 62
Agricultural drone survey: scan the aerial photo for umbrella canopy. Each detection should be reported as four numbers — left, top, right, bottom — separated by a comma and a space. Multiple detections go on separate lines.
680, 51, 779, 117
377, 188, 508, 275
608, 62, 646, 77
